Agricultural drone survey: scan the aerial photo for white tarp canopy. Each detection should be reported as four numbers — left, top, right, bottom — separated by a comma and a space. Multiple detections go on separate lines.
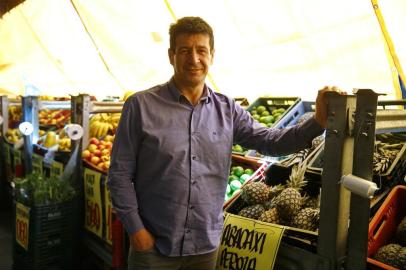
0, 0, 405, 102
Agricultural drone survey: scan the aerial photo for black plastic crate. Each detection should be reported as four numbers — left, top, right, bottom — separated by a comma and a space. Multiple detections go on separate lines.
224, 163, 321, 252
247, 96, 301, 128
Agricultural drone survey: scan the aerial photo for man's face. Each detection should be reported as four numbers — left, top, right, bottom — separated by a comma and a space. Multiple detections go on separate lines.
168, 33, 214, 88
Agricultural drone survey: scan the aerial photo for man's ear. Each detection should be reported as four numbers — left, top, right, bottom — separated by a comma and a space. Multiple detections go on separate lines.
210, 49, 215, 65
168, 48, 174, 65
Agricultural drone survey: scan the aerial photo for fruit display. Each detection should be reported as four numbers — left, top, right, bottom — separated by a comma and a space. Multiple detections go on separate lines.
36, 129, 72, 151
249, 105, 286, 127
225, 165, 255, 201
82, 136, 114, 172
5, 128, 22, 143
39, 109, 71, 127
89, 113, 121, 139
229, 162, 321, 232
8, 105, 22, 128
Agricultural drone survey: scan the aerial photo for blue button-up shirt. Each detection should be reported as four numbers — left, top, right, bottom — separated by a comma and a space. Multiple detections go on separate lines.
107, 78, 323, 257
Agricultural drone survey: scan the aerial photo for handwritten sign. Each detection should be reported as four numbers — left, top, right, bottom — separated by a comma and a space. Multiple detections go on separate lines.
104, 182, 113, 245
15, 203, 30, 250
216, 213, 285, 270
84, 168, 103, 238
50, 161, 64, 178
32, 154, 44, 175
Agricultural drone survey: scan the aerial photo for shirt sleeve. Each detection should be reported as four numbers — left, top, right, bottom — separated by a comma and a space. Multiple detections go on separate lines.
232, 103, 324, 156
107, 96, 144, 234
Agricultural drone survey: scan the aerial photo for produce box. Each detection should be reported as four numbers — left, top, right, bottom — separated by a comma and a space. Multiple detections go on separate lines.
277, 101, 315, 128
367, 185, 406, 269
223, 155, 269, 208
224, 162, 321, 252
247, 96, 301, 128
13, 199, 78, 270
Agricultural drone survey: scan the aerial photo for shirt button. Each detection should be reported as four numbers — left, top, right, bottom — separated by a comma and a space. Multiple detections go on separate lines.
190, 205, 195, 209
186, 229, 191, 233
192, 156, 196, 160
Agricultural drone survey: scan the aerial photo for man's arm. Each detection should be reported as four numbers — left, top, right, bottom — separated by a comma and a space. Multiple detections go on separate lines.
314, 86, 347, 128
107, 97, 155, 251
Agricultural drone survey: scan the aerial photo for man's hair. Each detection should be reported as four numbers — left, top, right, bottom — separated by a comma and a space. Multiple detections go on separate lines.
169, 16, 214, 51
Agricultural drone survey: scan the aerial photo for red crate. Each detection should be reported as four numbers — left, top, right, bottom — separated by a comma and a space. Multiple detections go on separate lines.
367, 185, 406, 269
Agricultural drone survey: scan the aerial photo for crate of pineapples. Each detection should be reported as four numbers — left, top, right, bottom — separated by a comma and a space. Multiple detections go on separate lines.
224, 161, 321, 250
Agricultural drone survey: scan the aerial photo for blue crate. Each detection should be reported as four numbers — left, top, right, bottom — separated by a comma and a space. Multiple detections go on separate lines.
274, 101, 315, 129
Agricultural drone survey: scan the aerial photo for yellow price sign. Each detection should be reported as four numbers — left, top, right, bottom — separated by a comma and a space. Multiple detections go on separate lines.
15, 203, 30, 250
216, 213, 285, 270
84, 168, 103, 238
32, 154, 43, 175
50, 161, 64, 178
104, 183, 113, 245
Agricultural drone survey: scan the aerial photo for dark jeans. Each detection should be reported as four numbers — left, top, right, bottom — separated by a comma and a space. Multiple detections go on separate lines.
127, 246, 218, 270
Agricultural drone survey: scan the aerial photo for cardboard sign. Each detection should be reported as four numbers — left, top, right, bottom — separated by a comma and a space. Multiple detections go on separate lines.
216, 213, 285, 270
15, 203, 30, 250
50, 161, 64, 178
104, 183, 113, 245
84, 168, 103, 238
32, 153, 43, 175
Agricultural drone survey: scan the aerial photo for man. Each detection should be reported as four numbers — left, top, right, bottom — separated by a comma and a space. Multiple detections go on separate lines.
108, 16, 339, 270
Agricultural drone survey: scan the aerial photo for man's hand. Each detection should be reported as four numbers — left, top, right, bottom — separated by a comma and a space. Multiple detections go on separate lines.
314, 86, 347, 128
129, 228, 155, 251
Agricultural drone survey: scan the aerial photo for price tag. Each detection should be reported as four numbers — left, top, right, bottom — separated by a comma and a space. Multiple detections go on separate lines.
4, 142, 11, 165
13, 149, 22, 167
216, 213, 285, 270
50, 161, 64, 178
32, 154, 44, 175
104, 183, 113, 245
15, 203, 30, 250
84, 168, 103, 238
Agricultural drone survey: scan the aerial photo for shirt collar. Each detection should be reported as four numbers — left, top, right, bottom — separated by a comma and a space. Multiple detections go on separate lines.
168, 77, 211, 104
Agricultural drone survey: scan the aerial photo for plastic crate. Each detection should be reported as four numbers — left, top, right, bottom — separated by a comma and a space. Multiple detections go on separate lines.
223, 155, 269, 208
367, 185, 406, 269
234, 97, 249, 108
247, 96, 301, 128
276, 101, 316, 129
12, 200, 78, 270
224, 163, 321, 250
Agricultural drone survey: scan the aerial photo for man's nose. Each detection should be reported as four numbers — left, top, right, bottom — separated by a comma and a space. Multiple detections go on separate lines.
189, 50, 200, 63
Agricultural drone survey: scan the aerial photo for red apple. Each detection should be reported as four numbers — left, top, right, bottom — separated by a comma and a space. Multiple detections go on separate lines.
93, 149, 101, 157
89, 137, 100, 145
98, 144, 106, 151
82, 149, 91, 159
87, 153, 94, 162
104, 141, 113, 149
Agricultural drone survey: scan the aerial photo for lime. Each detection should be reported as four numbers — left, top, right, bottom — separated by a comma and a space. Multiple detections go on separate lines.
256, 105, 266, 114
244, 168, 254, 175
239, 174, 251, 184
226, 184, 231, 195
228, 175, 239, 183
230, 180, 242, 191
232, 144, 244, 153
232, 166, 245, 177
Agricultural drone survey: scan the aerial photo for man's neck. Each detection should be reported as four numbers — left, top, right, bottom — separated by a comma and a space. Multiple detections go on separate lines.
174, 80, 205, 106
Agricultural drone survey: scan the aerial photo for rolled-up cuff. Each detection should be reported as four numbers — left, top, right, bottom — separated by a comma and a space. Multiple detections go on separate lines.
122, 210, 145, 234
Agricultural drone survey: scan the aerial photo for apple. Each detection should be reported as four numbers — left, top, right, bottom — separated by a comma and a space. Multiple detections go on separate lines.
97, 162, 105, 170
101, 155, 110, 162
88, 144, 98, 153
89, 137, 100, 145
104, 135, 114, 142
93, 149, 101, 157
87, 153, 94, 162
101, 149, 110, 157
82, 149, 91, 159
90, 156, 100, 165
104, 141, 113, 149
98, 144, 106, 151
103, 161, 110, 170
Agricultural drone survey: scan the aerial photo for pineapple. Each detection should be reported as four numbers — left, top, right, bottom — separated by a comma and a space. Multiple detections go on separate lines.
291, 207, 320, 231
274, 162, 307, 221
238, 204, 265, 220
268, 184, 284, 200
258, 208, 280, 224
240, 182, 270, 205
396, 216, 406, 246
374, 244, 405, 269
